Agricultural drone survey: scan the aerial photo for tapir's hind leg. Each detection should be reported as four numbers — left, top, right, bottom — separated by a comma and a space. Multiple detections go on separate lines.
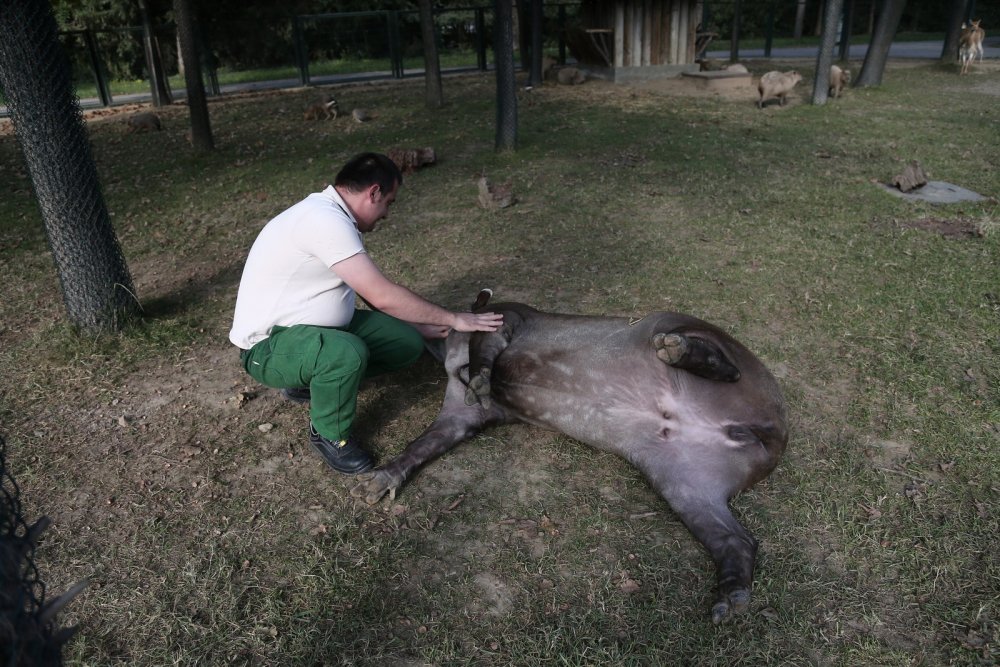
652, 331, 741, 382
678, 498, 759, 624
633, 453, 759, 623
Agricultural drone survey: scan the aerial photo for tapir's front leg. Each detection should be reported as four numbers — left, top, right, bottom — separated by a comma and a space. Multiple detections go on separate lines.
350, 401, 491, 505
465, 310, 523, 408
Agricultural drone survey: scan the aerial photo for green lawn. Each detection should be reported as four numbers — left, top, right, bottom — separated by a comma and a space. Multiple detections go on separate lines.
1, 59, 997, 665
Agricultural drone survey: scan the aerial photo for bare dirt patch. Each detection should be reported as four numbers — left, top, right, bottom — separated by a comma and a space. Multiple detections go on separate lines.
895, 217, 986, 238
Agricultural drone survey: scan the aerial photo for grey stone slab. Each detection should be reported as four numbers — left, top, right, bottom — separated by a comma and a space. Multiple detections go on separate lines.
877, 180, 987, 204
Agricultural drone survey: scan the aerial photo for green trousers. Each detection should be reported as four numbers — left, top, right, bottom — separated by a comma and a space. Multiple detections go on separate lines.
241, 310, 424, 442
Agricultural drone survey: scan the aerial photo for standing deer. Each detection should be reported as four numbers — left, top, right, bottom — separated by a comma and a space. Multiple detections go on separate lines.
959, 20, 985, 75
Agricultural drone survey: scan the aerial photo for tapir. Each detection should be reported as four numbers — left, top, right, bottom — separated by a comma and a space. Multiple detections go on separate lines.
350, 291, 788, 623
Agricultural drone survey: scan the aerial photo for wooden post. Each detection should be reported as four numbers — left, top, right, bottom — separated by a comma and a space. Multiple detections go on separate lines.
614, 2, 624, 68
678, 0, 689, 64
631, 1, 641, 66
642, 0, 651, 66
670, 0, 681, 64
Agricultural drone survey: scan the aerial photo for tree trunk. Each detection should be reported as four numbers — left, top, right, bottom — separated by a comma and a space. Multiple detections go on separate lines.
173, 0, 214, 152
855, 0, 907, 88
940, 0, 967, 63
418, 0, 444, 108
494, 0, 518, 151
139, 0, 172, 107
528, 0, 544, 87
812, 0, 845, 105
0, 0, 139, 332
794, 0, 808, 39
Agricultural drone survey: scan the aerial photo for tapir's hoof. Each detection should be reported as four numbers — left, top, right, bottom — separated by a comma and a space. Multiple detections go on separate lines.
711, 588, 751, 624
350, 468, 402, 505
652, 332, 688, 365
464, 370, 493, 408
653, 331, 741, 383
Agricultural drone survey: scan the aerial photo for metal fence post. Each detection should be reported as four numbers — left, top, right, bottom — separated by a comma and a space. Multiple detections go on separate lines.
196, 25, 220, 95
292, 15, 309, 86
388, 10, 403, 78
82, 29, 112, 107
475, 7, 487, 70
764, 5, 774, 57
730, 0, 741, 62
838, 0, 854, 61
558, 3, 567, 64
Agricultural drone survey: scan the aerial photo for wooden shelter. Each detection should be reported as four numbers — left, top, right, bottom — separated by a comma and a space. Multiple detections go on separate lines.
566, 0, 704, 82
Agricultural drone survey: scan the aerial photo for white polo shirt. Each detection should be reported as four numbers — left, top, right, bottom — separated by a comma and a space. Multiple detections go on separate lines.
229, 186, 364, 349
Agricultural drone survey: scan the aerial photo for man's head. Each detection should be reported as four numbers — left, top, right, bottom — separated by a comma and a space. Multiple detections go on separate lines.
335, 153, 403, 232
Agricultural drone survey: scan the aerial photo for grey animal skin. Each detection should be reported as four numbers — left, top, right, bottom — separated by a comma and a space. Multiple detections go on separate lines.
352, 291, 788, 624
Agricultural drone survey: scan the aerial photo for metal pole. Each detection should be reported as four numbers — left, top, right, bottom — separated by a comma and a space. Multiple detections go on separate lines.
558, 4, 567, 64
292, 16, 309, 86
82, 30, 112, 107
764, 4, 774, 58
388, 11, 403, 78
838, 0, 854, 61
475, 7, 487, 70
730, 0, 741, 62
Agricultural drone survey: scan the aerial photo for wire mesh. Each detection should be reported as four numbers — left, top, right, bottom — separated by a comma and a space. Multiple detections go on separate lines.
1, 436, 64, 666
0, 0, 139, 332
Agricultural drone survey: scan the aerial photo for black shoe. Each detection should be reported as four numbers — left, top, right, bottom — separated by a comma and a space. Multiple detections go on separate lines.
281, 386, 311, 404
308, 424, 374, 475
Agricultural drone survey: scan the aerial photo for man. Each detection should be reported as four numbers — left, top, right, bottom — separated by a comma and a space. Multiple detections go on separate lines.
230, 153, 502, 475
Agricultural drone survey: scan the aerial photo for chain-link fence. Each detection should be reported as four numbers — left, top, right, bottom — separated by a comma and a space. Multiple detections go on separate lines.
1, 435, 81, 665
0, 3, 584, 115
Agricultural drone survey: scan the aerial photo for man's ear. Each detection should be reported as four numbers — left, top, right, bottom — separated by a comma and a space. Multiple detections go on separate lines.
368, 184, 381, 201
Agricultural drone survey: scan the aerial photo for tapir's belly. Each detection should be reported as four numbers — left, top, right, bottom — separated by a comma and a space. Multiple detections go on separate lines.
489, 329, 678, 448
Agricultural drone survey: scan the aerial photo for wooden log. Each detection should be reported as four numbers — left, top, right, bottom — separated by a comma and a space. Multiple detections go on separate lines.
891, 161, 929, 193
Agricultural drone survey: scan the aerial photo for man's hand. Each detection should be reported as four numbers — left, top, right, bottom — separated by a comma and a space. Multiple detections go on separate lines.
452, 311, 503, 333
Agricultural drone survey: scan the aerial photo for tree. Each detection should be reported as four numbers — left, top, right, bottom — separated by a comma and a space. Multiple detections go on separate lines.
528, 0, 544, 87
138, 0, 172, 106
812, 0, 844, 105
940, 0, 968, 64
794, 0, 808, 39
0, 0, 139, 332
854, 0, 908, 88
173, 0, 213, 151
418, 0, 444, 108
494, 0, 517, 151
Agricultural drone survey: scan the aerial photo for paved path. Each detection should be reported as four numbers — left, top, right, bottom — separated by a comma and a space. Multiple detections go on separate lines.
707, 39, 1000, 61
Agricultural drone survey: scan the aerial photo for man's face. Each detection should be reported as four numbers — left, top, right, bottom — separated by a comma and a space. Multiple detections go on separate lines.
356, 181, 398, 233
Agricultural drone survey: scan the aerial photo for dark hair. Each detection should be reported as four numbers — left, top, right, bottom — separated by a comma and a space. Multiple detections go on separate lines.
335, 152, 403, 195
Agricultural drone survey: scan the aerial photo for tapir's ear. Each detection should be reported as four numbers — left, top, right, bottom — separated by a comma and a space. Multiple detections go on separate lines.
471, 288, 493, 311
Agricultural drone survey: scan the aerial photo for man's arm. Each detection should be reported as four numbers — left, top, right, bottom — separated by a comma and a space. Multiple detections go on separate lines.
332, 253, 502, 334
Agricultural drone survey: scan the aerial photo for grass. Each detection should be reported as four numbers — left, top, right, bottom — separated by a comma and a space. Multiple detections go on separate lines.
1, 59, 999, 665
